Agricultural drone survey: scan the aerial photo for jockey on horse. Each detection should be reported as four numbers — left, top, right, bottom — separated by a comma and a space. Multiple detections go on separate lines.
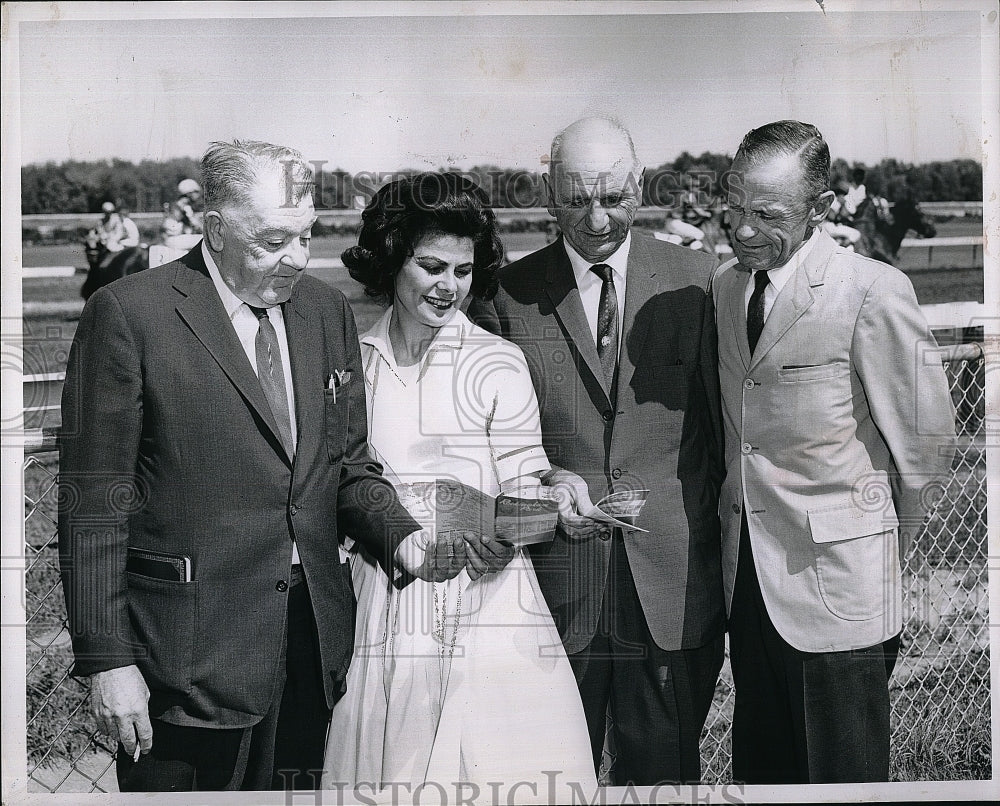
82, 180, 205, 300
851, 177, 936, 265
82, 202, 146, 300
161, 178, 204, 250
820, 179, 864, 250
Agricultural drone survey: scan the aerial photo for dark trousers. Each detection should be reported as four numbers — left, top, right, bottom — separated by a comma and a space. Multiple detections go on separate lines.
568, 536, 724, 786
117, 568, 331, 791
728, 515, 899, 784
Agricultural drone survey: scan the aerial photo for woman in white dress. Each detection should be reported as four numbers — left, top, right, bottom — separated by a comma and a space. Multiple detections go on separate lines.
322, 174, 596, 800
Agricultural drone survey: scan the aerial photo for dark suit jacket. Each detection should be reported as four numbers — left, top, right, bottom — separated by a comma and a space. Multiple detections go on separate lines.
470, 234, 725, 653
58, 246, 419, 729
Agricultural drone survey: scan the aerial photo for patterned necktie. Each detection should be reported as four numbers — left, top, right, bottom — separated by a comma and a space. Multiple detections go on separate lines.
746, 270, 770, 356
247, 305, 295, 457
590, 263, 619, 388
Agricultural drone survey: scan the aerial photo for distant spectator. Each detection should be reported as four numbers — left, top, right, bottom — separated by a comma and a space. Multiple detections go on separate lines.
161, 178, 203, 248
117, 205, 141, 249
821, 179, 862, 247
96, 201, 126, 252
843, 167, 867, 216
680, 169, 713, 223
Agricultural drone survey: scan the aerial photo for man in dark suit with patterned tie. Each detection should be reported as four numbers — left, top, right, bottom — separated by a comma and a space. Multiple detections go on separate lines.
58, 140, 463, 791
470, 117, 726, 785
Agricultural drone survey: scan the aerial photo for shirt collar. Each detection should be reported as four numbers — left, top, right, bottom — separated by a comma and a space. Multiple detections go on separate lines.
202, 241, 250, 321
752, 228, 819, 292
361, 306, 472, 371
564, 231, 632, 286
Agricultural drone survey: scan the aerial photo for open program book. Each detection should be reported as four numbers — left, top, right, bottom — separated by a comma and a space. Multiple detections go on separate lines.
406, 480, 651, 546
417, 479, 561, 548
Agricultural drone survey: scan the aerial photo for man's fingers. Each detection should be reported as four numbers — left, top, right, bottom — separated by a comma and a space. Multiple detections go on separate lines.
427, 536, 450, 580
560, 513, 602, 529
115, 716, 138, 757
136, 713, 154, 754
96, 715, 115, 743
427, 534, 465, 582
90, 700, 112, 739
551, 483, 578, 518
560, 519, 607, 539
571, 487, 598, 516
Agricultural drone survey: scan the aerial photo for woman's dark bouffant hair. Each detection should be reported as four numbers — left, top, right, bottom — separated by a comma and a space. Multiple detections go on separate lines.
342, 172, 504, 304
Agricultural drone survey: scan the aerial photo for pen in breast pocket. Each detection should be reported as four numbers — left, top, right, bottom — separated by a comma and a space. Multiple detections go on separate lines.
327, 374, 337, 403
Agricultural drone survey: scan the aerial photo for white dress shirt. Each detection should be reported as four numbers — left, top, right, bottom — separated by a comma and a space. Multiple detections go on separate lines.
202, 242, 300, 562
563, 232, 631, 359
743, 230, 819, 323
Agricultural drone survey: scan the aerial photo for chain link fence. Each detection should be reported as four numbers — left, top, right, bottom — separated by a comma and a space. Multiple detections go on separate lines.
23, 349, 989, 793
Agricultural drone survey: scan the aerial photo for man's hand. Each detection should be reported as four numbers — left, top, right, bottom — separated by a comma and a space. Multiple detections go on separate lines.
395, 530, 466, 583
89, 665, 152, 758
543, 467, 607, 539
462, 532, 516, 581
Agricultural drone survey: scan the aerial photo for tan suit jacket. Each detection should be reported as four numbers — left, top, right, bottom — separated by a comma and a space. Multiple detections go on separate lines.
714, 230, 956, 653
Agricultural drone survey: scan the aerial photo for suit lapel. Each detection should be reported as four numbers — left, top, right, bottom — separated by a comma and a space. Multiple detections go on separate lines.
544, 241, 610, 404
727, 267, 753, 370
283, 289, 324, 474
172, 250, 292, 467
618, 235, 657, 396
748, 231, 834, 371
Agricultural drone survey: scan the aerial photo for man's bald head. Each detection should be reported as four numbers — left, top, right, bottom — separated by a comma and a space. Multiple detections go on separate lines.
545, 117, 644, 263
550, 117, 640, 176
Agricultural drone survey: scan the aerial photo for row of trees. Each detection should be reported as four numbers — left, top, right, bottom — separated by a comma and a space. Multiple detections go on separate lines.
21, 157, 203, 216
21, 153, 982, 214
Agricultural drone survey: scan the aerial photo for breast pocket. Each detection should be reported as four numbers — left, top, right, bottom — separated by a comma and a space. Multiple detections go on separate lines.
777, 362, 846, 383
324, 386, 350, 463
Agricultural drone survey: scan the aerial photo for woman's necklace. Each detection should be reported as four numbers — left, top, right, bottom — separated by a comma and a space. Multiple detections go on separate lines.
432, 576, 462, 709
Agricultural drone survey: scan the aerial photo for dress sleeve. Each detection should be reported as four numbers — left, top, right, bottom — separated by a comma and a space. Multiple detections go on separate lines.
482, 343, 550, 485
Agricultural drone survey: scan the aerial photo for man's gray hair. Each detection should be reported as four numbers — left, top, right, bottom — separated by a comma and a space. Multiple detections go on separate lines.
735, 120, 830, 201
550, 117, 639, 170
201, 140, 314, 211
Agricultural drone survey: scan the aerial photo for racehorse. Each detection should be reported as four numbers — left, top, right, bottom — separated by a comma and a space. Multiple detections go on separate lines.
81, 230, 149, 300
852, 195, 937, 266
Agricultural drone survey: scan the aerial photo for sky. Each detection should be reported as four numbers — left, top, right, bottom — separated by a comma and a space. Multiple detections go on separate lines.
11, 1, 992, 173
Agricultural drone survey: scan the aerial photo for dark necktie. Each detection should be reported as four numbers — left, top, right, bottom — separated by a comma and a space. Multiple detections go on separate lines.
746, 269, 770, 355
590, 263, 619, 388
247, 305, 295, 457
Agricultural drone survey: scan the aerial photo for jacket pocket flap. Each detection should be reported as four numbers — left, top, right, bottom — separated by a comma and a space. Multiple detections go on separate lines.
808, 503, 897, 543
777, 362, 847, 382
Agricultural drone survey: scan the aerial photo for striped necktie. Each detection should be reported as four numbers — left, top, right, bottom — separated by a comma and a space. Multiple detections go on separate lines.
590, 263, 619, 389
247, 305, 295, 457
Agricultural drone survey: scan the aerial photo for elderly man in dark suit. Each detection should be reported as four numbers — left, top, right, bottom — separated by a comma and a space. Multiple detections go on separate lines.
58, 140, 467, 792
470, 117, 726, 785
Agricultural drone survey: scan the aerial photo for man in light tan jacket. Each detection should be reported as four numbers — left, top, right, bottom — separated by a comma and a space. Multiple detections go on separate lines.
714, 120, 956, 784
